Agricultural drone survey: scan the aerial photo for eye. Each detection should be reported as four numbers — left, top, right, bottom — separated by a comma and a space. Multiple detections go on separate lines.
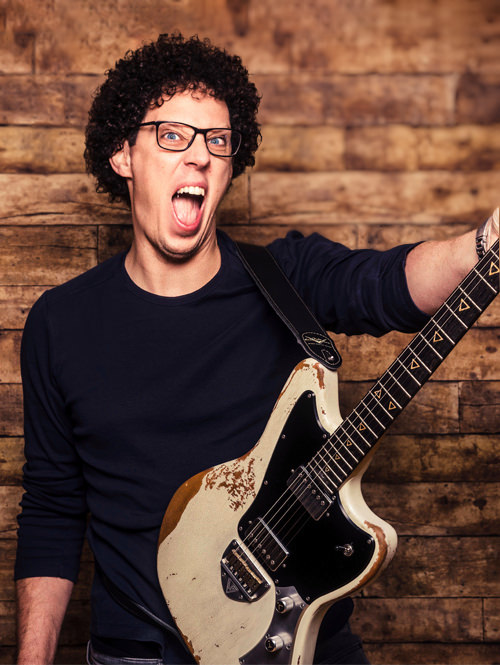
208, 135, 227, 146
157, 123, 191, 146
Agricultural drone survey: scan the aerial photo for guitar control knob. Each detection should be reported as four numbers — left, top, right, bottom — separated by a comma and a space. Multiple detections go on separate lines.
335, 543, 354, 557
265, 635, 285, 653
276, 596, 294, 614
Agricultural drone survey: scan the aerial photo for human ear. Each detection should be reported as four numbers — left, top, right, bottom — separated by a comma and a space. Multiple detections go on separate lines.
109, 140, 132, 178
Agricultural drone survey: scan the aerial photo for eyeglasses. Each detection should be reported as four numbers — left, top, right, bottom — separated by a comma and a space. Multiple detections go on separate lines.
137, 121, 242, 157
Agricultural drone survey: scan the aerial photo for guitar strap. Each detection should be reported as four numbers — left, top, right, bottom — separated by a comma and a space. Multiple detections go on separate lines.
236, 241, 342, 369
99, 241, 341, 647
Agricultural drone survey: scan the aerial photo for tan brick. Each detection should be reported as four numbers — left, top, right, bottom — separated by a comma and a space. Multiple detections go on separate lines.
347, 125, 500, 171
0, 486, 22, 537
0, 226, 97, 285
364, 433, 499, 483
282, 0, 500, 75
362, 481, 500, 536
418, 125, 500, 171
0, 127, 85, 173
366, 536, 500, 597
0, 18, 34, 74
0, 331, 20, 383
457, 72, 500, 124
0, 174, 129, 225
98, 225, 133, 263
0, 384, 22, 436
0, 75, 100, 126
459, 380, 500, 433
365, 643, 500, 664
484, 598, 500, 641
346, 125, 419, 171
255, 125, 344, 172
254, 74, 456, 126
0, 438, 24, 485
0, 286, 46, 329
217, 174, 249, 225
250, 171, 499, 224
352, 598, 482, 642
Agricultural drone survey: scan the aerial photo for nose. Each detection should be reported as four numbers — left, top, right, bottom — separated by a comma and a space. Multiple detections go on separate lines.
184, 132, 211, 167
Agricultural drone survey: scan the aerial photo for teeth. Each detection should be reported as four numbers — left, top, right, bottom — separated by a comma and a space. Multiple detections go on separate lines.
176, 185, 206, 197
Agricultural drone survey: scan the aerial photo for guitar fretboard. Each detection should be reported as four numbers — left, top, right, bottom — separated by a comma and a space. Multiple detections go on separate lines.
309, 240, 499, 492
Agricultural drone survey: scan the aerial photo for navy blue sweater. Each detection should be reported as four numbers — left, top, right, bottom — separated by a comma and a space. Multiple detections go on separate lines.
16, 230, 428, 662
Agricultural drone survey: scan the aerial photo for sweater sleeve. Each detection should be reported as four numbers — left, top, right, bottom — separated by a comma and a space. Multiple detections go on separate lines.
14, 293, 87, 582
268, 231, 430, 336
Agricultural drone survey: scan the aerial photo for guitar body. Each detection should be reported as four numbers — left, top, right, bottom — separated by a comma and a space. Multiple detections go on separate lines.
157, 359, 397, 664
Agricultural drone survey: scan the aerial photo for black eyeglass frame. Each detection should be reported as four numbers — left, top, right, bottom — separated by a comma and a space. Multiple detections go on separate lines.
137, 121, 242, 157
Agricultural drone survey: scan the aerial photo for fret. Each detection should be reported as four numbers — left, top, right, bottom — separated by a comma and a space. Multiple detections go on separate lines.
387, 368, 412, 398
314, 466, 338, 495
330, 429, 366, 458
421, 334, 444, 360
370, 380, 403, 419
349, 405, 380, 438
434, 320, 454, 345
444, 302, 468, 329
337, 422, 372, 455
311, 454, 339, 494
319, 457, 344, 486
395, 356, 422, 387
407, 349, 431, 374
472, 266, 497, 294
357, 397, 387, 433
322, 443, 353, 479
457, 284, 482, 311
366, 387, 396, 420
347, 416, 374, 447
313, 240, 498, 492
425, 324, 456, 359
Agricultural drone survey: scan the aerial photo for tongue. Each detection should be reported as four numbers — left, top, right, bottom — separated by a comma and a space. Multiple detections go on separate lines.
173, 194, 201, 227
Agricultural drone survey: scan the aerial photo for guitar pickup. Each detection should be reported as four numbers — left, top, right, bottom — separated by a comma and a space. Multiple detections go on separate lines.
287, 465, 334, 520
220, 540, 270, 603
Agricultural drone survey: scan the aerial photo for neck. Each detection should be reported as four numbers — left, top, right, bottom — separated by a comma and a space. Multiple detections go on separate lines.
124, 236, 221, 297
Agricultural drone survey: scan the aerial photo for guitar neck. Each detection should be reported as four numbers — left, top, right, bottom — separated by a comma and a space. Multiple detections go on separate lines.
317, 240, 499, 489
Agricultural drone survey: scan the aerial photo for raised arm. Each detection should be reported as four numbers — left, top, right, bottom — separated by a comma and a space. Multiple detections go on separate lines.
406, 209, 499, 314
16, 577, 74, 664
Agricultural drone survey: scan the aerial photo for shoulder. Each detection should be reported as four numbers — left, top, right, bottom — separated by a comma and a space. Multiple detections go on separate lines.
44, 251, 126, 307
25, 252, 126, 335
265, 230, 354, 284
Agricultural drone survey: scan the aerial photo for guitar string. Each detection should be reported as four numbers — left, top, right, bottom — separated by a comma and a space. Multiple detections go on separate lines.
240, 242, 499, 561
239, 242, 499, 561
272, 243, 500, 548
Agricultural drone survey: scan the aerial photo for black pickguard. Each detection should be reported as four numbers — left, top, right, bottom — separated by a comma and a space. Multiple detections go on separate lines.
238, 391, 375, 602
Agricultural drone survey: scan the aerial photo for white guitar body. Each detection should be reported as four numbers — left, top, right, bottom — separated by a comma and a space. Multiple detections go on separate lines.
157, 359, 397, 664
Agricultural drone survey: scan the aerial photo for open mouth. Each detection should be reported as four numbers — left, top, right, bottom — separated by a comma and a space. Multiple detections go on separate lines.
172, 185, 206, 228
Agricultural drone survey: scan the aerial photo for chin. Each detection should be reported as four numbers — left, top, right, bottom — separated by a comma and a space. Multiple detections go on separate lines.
157, 236, 206, 263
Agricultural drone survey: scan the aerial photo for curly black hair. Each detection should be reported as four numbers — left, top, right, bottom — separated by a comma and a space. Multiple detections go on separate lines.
84, 33, 261, 206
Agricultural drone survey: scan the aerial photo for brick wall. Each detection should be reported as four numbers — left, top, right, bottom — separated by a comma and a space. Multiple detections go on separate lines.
0, 1, 499, 663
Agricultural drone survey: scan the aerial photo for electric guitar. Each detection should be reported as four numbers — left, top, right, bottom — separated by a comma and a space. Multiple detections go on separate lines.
157, 240, 499, 664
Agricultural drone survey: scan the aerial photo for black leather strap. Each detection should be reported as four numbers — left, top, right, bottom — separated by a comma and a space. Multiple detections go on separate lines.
97, 564, 190, 654
236, 242, 342, 369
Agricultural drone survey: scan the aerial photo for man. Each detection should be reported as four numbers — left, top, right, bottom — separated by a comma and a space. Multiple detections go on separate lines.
15, 33, 498, 665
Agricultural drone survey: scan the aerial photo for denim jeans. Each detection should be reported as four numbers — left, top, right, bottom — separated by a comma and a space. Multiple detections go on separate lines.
86, 641, 164, 665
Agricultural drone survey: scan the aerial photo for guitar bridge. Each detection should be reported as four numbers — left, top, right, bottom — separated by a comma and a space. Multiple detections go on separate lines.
220, 540, 271, 603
